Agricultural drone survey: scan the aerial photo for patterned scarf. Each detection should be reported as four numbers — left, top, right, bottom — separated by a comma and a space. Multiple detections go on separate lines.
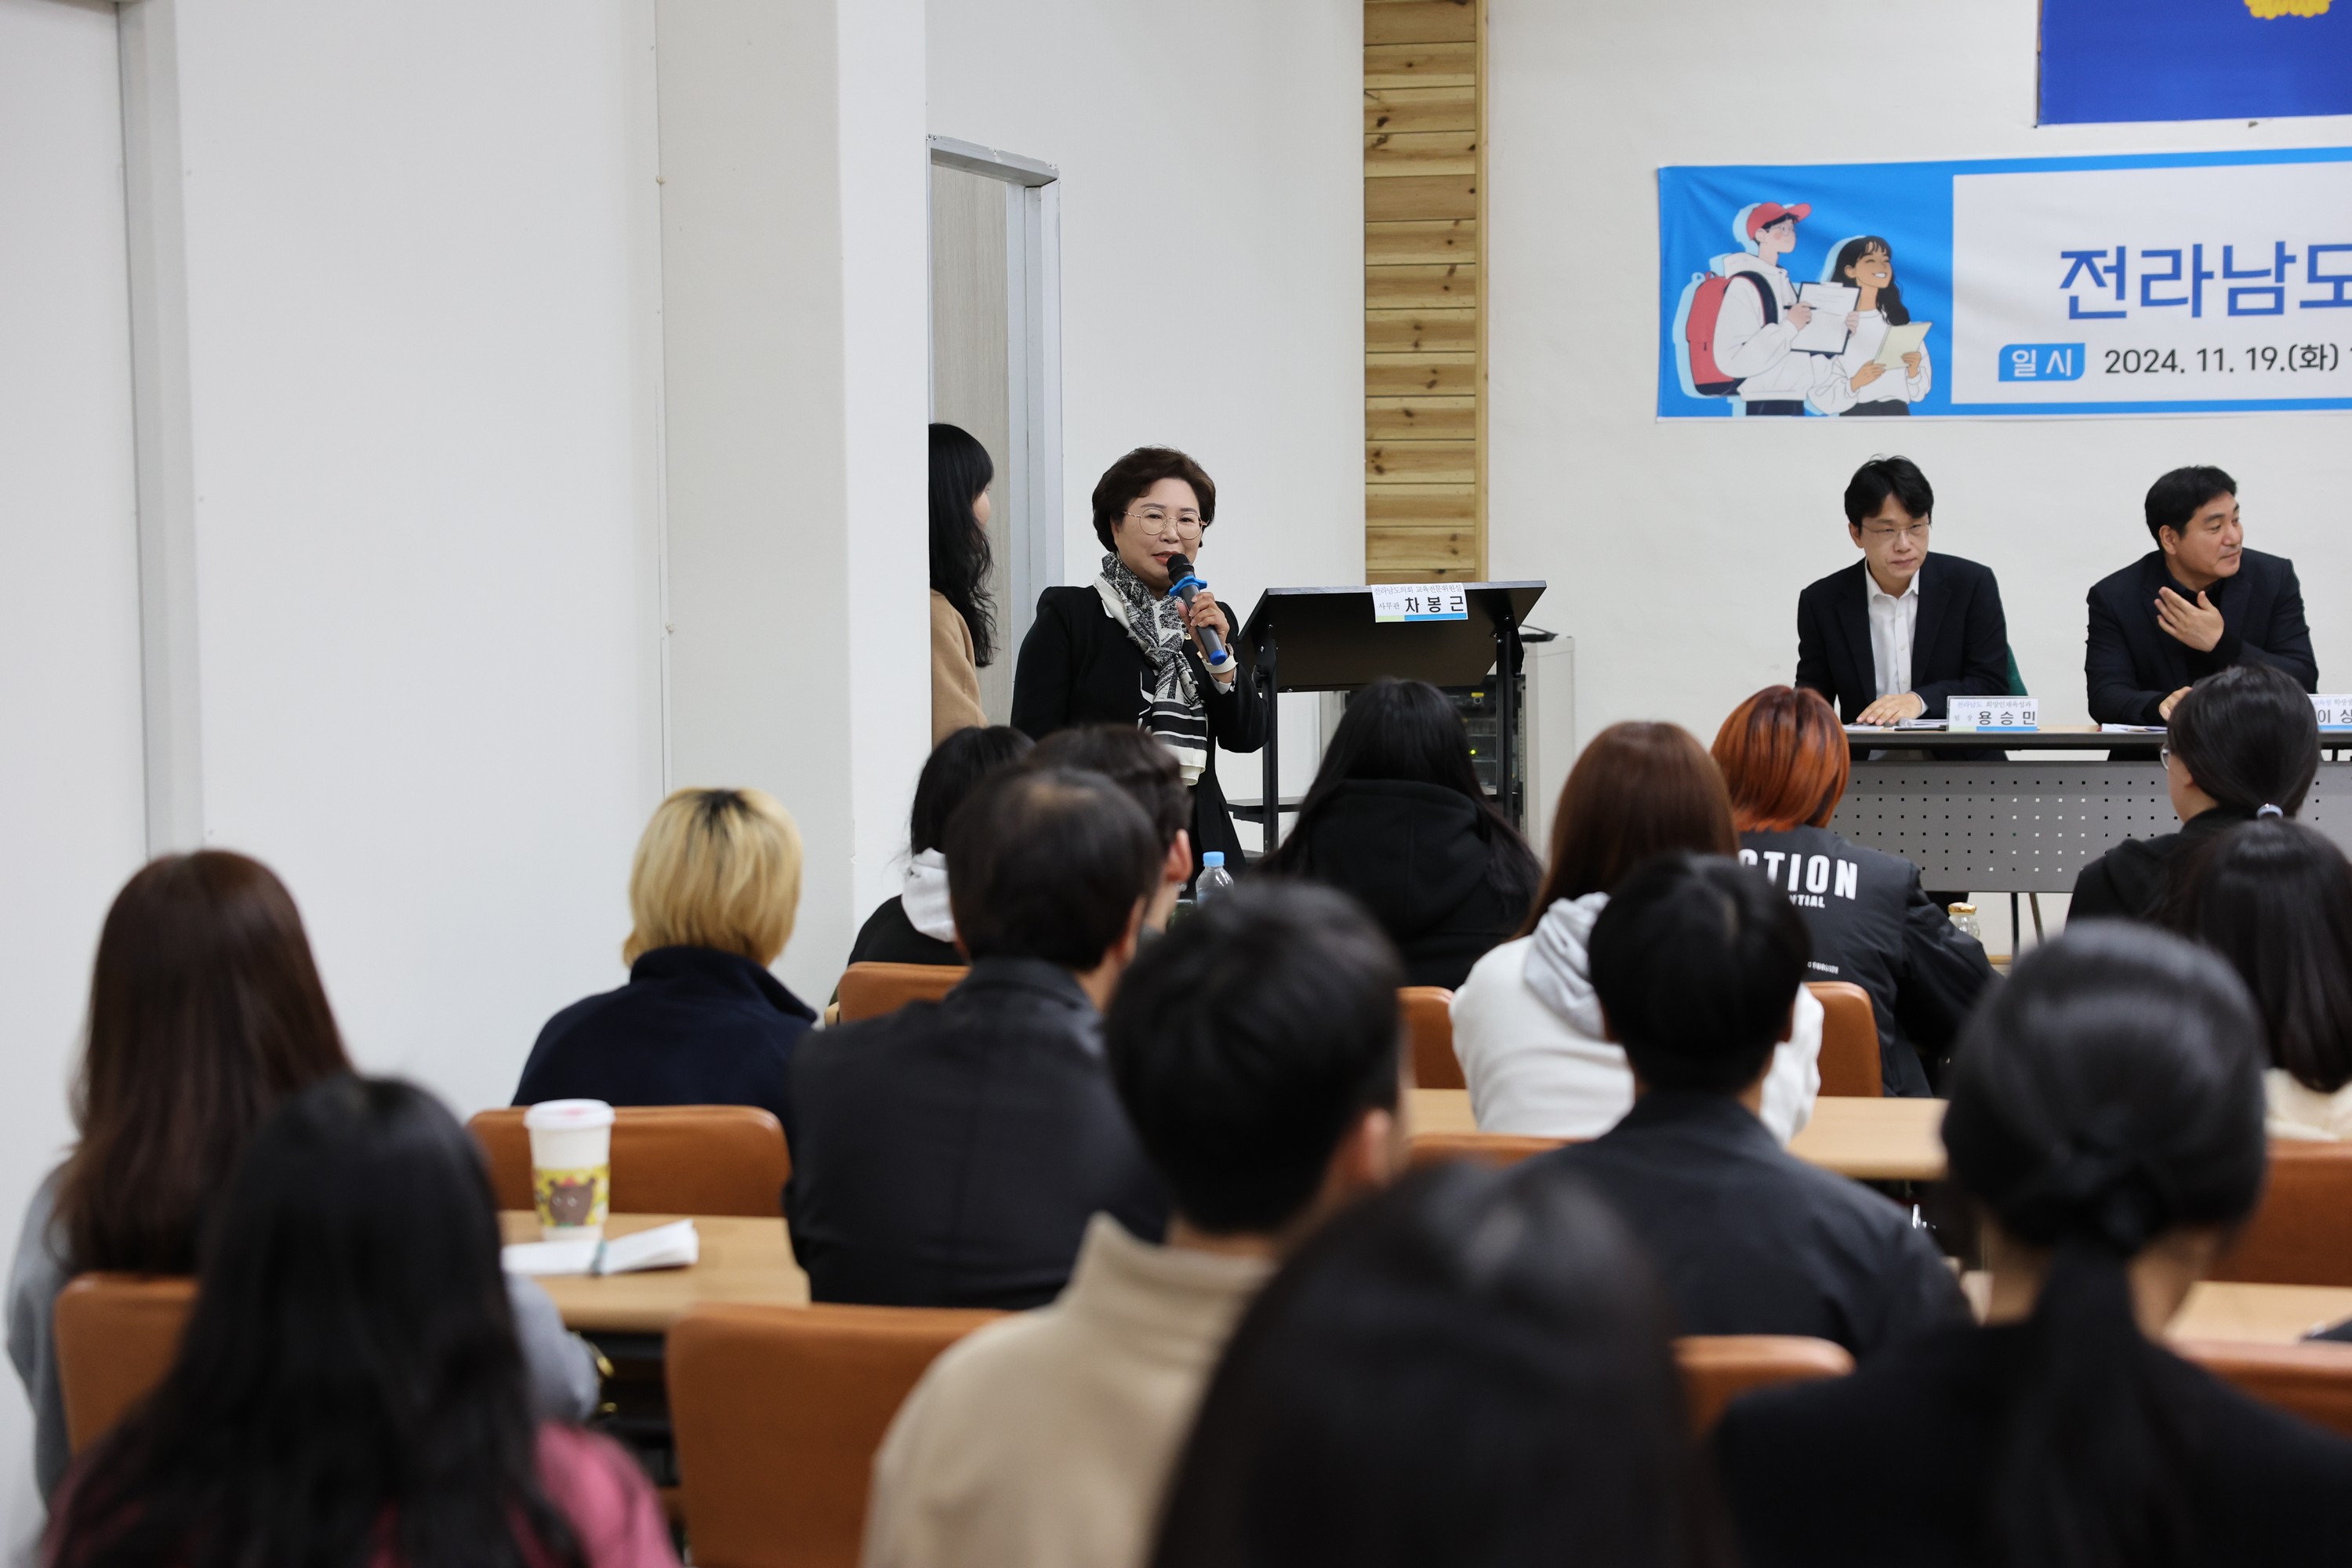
1094, 553, 1210, 785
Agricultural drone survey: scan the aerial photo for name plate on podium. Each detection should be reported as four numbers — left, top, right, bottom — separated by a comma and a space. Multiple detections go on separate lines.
1370, 583, 1470, 624
1949, 697, 2039, 732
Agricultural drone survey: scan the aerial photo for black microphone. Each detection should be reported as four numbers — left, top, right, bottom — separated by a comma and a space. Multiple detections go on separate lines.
1163, 554, 1231, 670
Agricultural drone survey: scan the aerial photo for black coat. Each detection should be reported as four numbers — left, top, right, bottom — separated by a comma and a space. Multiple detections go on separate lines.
2085, 548, 2317, 725
513, 946, 816, 1131
845, 895, 960, 967
1715, 1322, 2352, 1567
1282, 779, 1534, 990
1530, 1094, 1968, 1360
2070, 804, 2256, 924
782, 956, 1167, 1309
1740, 826, 1995, 1096
1795, 554, 2011, 721
1010, 584, 1269, 873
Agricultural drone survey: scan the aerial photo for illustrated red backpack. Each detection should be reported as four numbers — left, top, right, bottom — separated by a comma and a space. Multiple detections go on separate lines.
1680, 270, 1777, 397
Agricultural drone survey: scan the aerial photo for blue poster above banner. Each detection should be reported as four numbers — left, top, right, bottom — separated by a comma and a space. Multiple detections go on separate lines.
2041, 0, 2352, 126
1657, 147, 2352, 419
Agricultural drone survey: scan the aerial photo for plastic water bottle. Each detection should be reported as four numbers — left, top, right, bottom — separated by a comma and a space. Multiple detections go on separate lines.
1947, 902, 1982, 942
1196, 851, 1236, 903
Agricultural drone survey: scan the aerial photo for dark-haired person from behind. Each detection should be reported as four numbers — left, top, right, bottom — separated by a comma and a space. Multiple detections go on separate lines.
786, 768, 1168, 1308
848, 725, 1033, 966
1795, 456, 2009, 726
1530, 853, 1967, 1361
515, 788, 814, 1131
2071, 661, 2320, 924
2167, 819, 2352, 1140
2086, 464, 2316, 726
1011, 445, 1267, 877
1028, 724, 1196, 931
45, 1076, 677, 1568
10, 852, 593, 1504
863, 884, 1405, 1568
1716, 923, 2352, 1568
1269, 677, 1541, 989
930, 422, 999, 743
1150, 1162, 1728, 1568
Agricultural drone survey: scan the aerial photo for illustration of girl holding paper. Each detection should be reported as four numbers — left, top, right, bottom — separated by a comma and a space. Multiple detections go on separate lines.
1808, 234, 1932, 416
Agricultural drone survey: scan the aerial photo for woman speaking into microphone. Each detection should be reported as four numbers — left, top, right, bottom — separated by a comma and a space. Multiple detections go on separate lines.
1011, 446, 1267, 879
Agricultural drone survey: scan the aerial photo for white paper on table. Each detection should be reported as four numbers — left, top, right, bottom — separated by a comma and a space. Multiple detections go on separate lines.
502, 1237, 603, 1276
499, 1218, 700, 1278
1789, 282, 1857, 354
1874, 321, 1932, 368
2099, 723, 2167, 734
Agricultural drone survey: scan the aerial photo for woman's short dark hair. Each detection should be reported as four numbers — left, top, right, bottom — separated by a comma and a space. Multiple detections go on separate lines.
1525, 721, 1735, 931
930, 423, 998, 665
1090, 446, 1217, 551
50, 1076, 583, 1568
1150, 1162, 1726, 1568
2165, 819, 2352, 1094
1107, 883, 1402, 1236
1272, 678, 1541, 914
57, 851, 351, 1276
1588, 853, 1810, 1095
1940, 924, 2267, 1568
2167, 662, 2318, 817
2145, 465, 2234, 543
946, 768, 1163, 969
1842, 454, 1930, 526
909, 724, 1033, 855
1027, 724, 1189, 851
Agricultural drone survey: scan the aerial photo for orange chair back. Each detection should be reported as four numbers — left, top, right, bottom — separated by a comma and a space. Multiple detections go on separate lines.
53, 1273, 197, 1454
2177, 1339, 2352, 1439
1406, 1131, 1567, 1171
1400, 986, 1461, 1090
669, 1301, 1000, 1568
1675, 1334, 1853, 1433
1807, 981, 1880, 1098
470, 1104, 791, 1217
2212, 1141, 2352, 1287
836, 962, 966, 1024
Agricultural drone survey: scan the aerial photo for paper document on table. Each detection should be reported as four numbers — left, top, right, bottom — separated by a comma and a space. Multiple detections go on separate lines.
2098, 723, 2167, 734
1789, 282, 1857, 354
1874, 321, 1932, 368
501, 1218, 700, 1278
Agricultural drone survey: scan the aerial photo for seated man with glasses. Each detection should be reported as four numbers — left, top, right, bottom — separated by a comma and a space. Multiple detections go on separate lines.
1794, 456, 2010, 727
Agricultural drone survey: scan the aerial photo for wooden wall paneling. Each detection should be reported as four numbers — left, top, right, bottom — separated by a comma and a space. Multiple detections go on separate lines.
1366, 0, 1483, 582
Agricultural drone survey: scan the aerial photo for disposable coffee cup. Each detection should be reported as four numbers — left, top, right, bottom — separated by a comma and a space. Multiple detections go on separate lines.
524, 1098, 615, 1242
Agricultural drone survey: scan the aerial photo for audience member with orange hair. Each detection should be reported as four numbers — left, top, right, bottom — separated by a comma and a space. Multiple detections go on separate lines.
1712, 687, 1993, 1095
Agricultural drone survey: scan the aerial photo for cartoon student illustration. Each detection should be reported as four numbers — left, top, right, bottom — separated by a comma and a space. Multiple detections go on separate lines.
1682, 200, 1820, 416
1808, 235, 1931, 417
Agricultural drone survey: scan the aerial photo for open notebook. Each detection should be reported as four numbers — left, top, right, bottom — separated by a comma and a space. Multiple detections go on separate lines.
502, 1218, 700, 1278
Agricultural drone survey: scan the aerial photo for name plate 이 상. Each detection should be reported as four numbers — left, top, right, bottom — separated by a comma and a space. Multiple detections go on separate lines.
1950, 697, 2038, 732
2312, 695, 2352, 731
1371, 583, 1469, 624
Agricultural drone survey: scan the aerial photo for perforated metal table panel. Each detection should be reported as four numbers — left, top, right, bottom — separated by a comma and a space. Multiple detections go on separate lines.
1829, 762, 2352, 892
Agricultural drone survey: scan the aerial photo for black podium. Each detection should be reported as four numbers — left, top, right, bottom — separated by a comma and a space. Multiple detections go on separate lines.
1235, 582, 1547, 852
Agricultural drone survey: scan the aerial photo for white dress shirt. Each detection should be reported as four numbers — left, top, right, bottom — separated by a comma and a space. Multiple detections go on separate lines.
1865, 565, 1921, 699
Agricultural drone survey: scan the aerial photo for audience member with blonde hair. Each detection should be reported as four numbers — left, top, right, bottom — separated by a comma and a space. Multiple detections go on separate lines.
1711, 687, 1991, 1095
514, 787, 813, 1128
1449, 720, 1822, 1142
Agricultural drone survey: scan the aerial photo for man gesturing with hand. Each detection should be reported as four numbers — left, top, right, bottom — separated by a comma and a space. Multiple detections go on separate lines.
2085, 467, 2317, 727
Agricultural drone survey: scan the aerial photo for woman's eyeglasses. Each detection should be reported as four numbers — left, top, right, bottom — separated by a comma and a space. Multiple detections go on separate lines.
1124, 507, 1204, 540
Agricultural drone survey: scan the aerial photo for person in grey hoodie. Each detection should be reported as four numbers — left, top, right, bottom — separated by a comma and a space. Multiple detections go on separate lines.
1451, 722, 1822, 1140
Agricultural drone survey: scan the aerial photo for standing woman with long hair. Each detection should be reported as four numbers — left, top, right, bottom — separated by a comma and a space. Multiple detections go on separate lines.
45, 1076, 677, 1568
1269, 678, 1540, 989
8, 853, 596, 1502
1715, 924, 2352, 1566
1807, 234, 1930, 417
930, 423, 998, 743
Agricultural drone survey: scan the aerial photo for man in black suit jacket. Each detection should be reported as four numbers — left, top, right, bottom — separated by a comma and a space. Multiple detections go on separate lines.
2085, 465, 2318, 726
1795, 456, 2010, 724
784, 767, 1169, 1309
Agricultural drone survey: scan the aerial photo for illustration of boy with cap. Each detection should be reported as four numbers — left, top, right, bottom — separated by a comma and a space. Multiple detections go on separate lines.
1711, 200, 1820, 416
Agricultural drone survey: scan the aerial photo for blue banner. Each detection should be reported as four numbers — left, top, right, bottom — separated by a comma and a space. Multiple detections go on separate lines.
2041, 0, 2352, 126
1657, 147, 2352, 419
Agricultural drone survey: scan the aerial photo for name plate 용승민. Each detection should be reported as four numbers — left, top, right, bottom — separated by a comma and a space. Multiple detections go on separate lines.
1949, 697, 2039, 732
1370, 583, 1469, 624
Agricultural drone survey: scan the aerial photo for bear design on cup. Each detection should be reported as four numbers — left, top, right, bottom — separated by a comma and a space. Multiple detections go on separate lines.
545, 1176, 601, 1227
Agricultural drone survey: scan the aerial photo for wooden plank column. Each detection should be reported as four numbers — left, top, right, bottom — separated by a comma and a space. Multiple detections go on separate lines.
1364, 0, 1483, 583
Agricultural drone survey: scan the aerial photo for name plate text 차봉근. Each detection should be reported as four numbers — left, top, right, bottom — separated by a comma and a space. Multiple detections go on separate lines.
1948, 697, 2039, 732
1370, 583, 1469, 624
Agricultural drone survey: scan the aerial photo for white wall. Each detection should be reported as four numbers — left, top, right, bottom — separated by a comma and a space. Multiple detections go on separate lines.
0, 0, 147, 1540
1488, 0, 2352, 746
153, 0, 670, 1112
926, 0, 1367, 820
